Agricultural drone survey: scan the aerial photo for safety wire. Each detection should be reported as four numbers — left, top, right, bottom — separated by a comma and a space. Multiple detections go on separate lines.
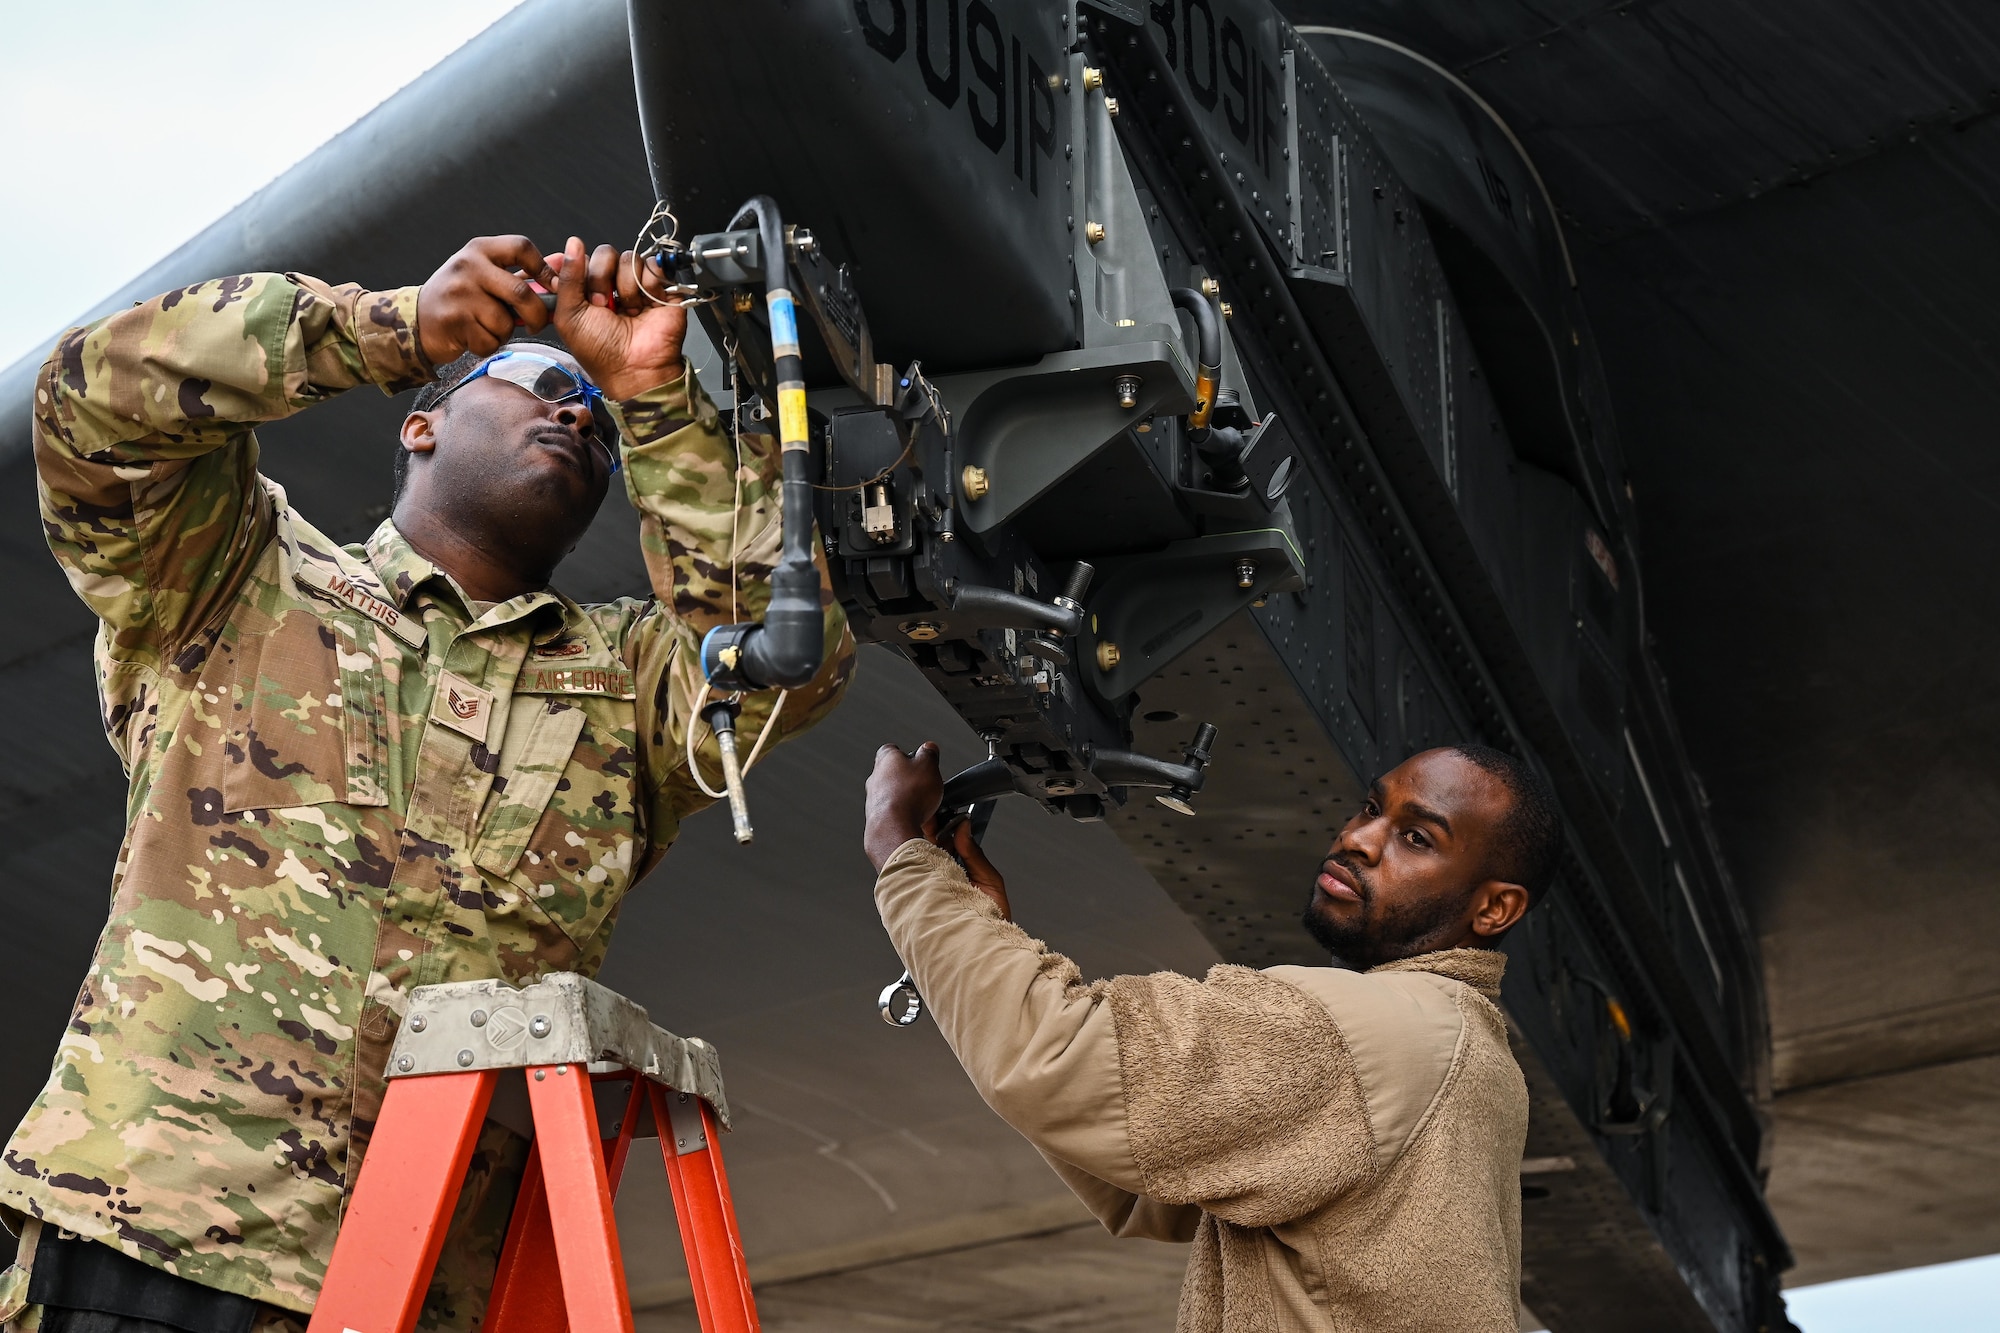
683, 330, 787, 799
632, 199, 717, 310
683, 674, 788, 799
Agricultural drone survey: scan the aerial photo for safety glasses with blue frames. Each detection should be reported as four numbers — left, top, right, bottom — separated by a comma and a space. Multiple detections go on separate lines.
431, 350, 621, 473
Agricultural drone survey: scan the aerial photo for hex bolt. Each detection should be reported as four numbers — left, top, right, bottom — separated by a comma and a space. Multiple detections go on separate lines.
1082, 66, 1103, 90
1104, 97, 1120, 118
1236, 558, 1257, 589
1084, 220, 1106, 244
396, 1055, 414, 1073
456, 1049, 474, 1067
1201, 276, 1221, 298
961, 464, 991, 501
1114, 375, 1141, 409
470, 1009, 488, 1028
529, 1015, 552, 1039
407, 1014, 426, 1033
1096, 640, 1122, 671
1220, 302, 1234, 320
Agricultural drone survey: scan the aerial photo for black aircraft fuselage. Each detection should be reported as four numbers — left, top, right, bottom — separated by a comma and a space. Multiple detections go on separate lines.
628, 2, 1781, 1327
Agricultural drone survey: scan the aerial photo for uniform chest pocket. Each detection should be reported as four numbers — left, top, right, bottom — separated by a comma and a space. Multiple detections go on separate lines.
473, 695, 639, 949
218, 608, 390, 813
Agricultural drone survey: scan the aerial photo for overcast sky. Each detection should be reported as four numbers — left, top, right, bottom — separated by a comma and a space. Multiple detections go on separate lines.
0, 0, 522, 370
1, 4, 1994, 1329
1785, 1252, 2000, 1331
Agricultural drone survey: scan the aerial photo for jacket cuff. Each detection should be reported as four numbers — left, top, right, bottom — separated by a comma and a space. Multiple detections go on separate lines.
608, 361, 715, 450
875, 839, 1003, 922
355, 285, 431, 393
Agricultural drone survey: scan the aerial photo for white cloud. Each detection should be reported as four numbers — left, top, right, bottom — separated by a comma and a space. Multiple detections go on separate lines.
0, 0, 522, 369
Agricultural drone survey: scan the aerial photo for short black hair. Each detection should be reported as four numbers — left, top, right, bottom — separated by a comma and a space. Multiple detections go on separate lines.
1446, 743, 1562, 902
396, 329, 572, 500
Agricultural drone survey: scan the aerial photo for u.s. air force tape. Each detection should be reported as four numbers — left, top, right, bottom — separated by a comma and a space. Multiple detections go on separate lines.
517, 667, 637, 698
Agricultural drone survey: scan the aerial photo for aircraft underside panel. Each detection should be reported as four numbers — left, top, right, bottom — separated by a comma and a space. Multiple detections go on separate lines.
628, 1, 1792, 1326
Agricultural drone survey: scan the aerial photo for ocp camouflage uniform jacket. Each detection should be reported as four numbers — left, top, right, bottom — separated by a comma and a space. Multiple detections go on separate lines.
3, 274, 854, 1325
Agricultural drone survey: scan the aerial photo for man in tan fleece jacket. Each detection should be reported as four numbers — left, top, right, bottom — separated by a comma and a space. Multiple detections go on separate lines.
862, 743, 1563, 1333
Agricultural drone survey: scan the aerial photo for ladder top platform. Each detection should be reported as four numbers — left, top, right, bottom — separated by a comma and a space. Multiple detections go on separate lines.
387, 973, 731, 1128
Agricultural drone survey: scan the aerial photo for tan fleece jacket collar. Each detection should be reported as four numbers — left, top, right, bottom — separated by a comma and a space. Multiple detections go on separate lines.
1366, 948, 1507, 999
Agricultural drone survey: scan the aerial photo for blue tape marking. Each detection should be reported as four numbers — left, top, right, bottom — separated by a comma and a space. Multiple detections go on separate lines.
767, 291, 799, 350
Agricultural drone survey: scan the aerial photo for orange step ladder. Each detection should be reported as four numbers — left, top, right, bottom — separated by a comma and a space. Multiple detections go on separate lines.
306, 974, 758, 1333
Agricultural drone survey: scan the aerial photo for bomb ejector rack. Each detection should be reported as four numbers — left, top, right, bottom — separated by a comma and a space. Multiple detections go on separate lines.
642, 196, 1232, 830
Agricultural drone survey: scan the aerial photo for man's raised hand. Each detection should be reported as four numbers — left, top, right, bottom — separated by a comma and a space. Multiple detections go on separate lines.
549, 236, 688, 401
416, 235, 560, 366
864, 742, 945, 872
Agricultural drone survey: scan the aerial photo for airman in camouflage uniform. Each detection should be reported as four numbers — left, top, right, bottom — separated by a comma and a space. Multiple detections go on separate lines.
0, 235, 854, 1329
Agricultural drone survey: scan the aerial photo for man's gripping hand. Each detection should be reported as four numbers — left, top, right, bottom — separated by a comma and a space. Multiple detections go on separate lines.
416, 235, 561, 366
865, 743, 944, 872
864, 744, 1013, 918
943, 817, 1011, 920
548, 236, 688, 401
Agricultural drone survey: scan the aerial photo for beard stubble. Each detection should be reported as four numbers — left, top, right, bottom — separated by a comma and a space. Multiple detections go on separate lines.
1302, 854, 1469, 970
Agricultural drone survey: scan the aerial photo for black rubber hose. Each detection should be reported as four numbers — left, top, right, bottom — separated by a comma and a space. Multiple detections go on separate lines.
699, 195, 827, 691
1170, 287, 1222, 429
728, 195, 816, 575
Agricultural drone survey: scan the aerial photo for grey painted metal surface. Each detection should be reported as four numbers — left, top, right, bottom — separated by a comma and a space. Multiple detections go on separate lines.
386, 973, 732, 1127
